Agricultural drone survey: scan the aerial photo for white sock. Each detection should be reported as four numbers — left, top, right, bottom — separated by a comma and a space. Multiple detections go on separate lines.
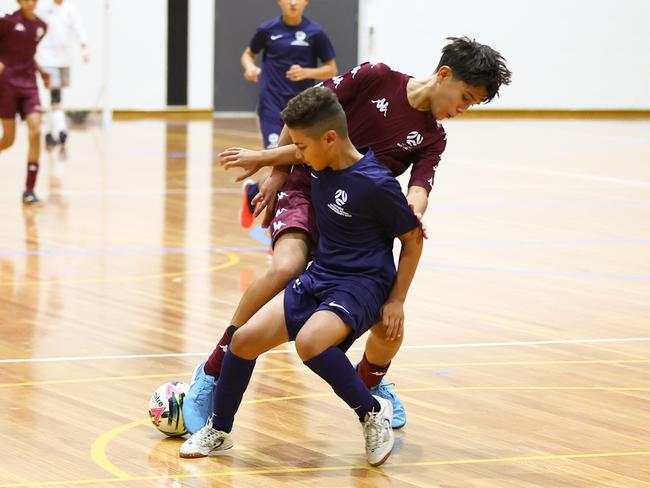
53, 109, 67, 134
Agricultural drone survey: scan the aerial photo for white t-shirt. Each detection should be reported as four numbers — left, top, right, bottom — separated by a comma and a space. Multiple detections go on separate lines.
36, 0, 87, 67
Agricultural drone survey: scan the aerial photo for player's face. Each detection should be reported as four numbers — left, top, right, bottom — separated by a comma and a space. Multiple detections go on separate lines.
278, 0, 309, 20
287, 127, 332, 171
18, 0, 38, 17
431, 66, 487, 120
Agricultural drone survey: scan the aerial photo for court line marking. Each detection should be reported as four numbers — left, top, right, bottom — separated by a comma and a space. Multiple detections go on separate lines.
2, 337, 650, 364
7, 449, 650, 488
88, 384, 650, 486
455, 159, 650, 187
423, 262, 650, 280
3, 358, 650, 389
0, 251, 239, 287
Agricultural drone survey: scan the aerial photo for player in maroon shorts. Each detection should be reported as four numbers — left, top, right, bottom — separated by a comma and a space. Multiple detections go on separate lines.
0, 0, 49, 205
181, 37, 512, 434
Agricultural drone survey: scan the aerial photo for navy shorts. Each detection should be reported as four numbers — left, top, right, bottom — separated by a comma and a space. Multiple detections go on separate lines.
284, 272, 387, 352
258, 113, 283, 149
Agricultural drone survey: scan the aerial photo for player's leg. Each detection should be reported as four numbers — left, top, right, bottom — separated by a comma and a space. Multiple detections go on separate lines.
51, 68, 69, 147
202, 175, 315, 377
182, 229, 310, 433
23, 111, 42, 205
42, 67, 59, 148
360, 322, 407, 429
180, 292, 290, 458
0, 82, 18, 153
0, 118, 16, 151
297, 309, 394, 467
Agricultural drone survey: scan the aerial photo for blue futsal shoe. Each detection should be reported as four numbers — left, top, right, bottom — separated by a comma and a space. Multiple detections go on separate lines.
369, 379, 406, 429
183, 361, 217, 434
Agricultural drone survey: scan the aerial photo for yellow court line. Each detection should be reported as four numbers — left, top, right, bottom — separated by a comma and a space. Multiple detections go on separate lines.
0, 251, 239, 286
3, 358, 650, 389
89, 419, 149, 479
2, 449, 648, 488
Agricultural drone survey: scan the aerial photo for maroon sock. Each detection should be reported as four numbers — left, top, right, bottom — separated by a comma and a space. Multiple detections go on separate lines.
204, 325, 238, 378
25, 161, 39, 192
357, 353, 390, 388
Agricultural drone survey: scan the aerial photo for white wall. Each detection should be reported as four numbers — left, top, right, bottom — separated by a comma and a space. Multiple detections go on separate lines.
4, 0, 648, 110
359, 0, 650, 110
0, 0, 214, 110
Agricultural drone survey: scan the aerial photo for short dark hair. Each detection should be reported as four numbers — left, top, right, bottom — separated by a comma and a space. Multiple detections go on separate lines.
436, 36, 512, 103
281, 86, 348, 138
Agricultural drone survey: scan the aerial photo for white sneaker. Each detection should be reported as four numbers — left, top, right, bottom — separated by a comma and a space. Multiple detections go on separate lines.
362, 395, 394, 466
179, 417, 233, 458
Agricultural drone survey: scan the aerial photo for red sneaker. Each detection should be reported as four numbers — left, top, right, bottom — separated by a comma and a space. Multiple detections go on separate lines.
239, 179, 258, 228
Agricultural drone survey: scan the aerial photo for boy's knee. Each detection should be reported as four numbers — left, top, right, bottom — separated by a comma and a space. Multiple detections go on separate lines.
229, 328, 248, 356
295, 335, 324, 361
268, 260, 302, 286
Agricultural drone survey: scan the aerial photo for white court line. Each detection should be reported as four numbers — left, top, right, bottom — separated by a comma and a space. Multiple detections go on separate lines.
455, 160, 650, 187
2, 337, 650, 364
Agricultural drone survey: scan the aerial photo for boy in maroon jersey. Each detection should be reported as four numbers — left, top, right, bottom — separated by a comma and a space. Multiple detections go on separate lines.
0, 0, 48, 205
182, 37, 512, 434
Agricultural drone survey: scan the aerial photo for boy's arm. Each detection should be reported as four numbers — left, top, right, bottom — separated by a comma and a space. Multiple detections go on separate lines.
381, 226, 424, 341
241, 47, 261, 82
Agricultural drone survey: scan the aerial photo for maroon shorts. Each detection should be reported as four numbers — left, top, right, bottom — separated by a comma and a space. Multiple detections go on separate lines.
0, 82, 42, 120
269, 164, 319, 248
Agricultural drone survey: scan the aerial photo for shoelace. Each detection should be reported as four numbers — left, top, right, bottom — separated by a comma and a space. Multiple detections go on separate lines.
193, 418, 223, 445
363, 411, 385, 451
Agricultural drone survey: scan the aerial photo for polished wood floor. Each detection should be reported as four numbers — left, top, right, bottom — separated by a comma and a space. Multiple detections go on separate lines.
0, 116, 649, 488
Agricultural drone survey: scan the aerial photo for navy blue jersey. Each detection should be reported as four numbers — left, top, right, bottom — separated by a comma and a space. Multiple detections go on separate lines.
307, 149, 419, 293
249, 16, 335, 117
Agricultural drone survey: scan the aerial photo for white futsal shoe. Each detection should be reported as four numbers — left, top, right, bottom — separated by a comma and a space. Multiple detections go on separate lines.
179, 416, 233, 458
362, 395, 394, 466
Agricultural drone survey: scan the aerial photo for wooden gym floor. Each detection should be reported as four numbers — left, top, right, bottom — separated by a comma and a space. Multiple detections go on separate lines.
0, 116, 649, 487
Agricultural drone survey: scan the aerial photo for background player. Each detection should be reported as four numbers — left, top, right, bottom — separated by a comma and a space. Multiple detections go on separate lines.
180, 87, 423, 466
36, 0, 88, 151
0, 0, 48, 205
238, 0, 337, 228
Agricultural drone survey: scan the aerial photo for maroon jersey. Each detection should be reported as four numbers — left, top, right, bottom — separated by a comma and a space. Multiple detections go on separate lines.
0, 10, 47, 89
319, 62, 446, 193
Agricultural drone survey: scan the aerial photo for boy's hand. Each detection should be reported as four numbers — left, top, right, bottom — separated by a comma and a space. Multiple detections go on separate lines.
219, 147, 263, 181
244, 66, 261, 82
380, 299, 405, 341
286, 64, 308, 81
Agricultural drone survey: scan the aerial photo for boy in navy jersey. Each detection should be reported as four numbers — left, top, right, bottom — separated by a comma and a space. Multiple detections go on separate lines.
0, 0, 48, 205
238, 0, 336, 228
184, 37, 511, 434
180, 87, 423, 467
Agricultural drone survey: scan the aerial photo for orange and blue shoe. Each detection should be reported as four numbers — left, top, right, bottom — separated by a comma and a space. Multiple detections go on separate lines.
239, 179, 259, 229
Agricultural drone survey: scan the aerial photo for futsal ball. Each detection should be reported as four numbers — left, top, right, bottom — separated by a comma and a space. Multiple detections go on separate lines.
148, 381, 190, 437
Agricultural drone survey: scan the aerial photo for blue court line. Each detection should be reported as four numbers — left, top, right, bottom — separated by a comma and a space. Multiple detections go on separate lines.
1, 237, 647, 257
0, 246, 267, 257
423, 262, 650, 281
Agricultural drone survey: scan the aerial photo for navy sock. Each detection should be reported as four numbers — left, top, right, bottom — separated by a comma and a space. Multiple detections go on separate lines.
212, 350, 256, 432
304, 347, 380, 421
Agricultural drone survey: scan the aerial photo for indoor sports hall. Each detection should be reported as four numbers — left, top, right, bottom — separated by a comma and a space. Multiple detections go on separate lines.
1, 1, 648, 487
